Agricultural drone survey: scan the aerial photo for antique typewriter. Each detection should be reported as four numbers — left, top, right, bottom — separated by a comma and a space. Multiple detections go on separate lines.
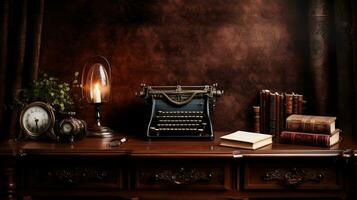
138, 84, 223, 139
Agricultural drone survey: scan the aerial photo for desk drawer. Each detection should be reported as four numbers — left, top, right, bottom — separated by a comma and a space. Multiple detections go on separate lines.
243, 158, 343, 190
135, 159, 232, 190
23, 158, 123, 189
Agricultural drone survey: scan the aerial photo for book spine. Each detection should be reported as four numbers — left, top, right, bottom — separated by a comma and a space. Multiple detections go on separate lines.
284, 93, 293, 118
269, 93, 276, 136
302, 99, 307, 114
275, 92, 280, 138
259, 91, 265, 134
280, 131, 331, 147
297, 94, 303, 114
278, 94, 284, 138
264, 90, 270, 135
292, 93, 299, 114
286, 118, 332, 134
253, 106, 260, 133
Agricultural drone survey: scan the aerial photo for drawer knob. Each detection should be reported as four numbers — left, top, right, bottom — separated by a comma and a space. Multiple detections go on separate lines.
263, 168, 324, 187
154, 167, 213, 185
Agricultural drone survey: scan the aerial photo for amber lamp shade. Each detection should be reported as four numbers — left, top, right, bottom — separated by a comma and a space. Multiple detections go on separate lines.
81, 56, 114, 137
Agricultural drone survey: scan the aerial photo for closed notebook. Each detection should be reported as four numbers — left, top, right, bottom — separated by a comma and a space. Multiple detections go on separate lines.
220, 131, 273, 150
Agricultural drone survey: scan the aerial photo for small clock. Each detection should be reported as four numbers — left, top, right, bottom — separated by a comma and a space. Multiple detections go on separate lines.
19, 101, 56, 139
57, 117, 87, 142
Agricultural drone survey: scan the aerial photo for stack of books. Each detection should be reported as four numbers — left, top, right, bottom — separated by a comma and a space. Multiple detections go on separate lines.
280, 115, 340, 147
257, 90, 304, 139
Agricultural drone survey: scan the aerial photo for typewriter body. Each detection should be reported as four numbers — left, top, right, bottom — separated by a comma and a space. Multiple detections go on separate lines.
138, 84, 223, 139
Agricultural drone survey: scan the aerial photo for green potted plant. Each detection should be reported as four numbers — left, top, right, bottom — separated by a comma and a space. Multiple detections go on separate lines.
15, 72, 81, 116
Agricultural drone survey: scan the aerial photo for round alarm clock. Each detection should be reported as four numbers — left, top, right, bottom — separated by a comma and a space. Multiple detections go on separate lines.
19, 101, 56, 139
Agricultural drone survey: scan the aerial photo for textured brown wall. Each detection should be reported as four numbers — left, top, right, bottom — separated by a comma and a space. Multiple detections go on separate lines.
40, 0, 309, 134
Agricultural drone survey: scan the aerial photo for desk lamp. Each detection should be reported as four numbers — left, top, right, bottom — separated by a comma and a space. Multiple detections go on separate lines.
82, 55, 114, 137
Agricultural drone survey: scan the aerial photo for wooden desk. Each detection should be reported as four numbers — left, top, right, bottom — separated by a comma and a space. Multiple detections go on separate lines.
1, 132, 357, 200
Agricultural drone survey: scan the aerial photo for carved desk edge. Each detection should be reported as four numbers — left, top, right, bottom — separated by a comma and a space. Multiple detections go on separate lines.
0, 130, 357, 159
0, 140, 356, 161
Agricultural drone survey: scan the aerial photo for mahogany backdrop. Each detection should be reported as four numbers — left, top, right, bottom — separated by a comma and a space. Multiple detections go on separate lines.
39, 0, 315, 134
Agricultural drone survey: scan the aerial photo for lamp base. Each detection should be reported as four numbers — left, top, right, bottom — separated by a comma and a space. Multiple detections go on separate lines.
88, 125, 115, 138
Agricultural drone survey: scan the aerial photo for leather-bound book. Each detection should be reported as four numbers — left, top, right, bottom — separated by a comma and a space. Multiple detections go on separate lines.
297, 94, 303, 114
284, 93, 293, 118
275, 92, 280, 138
269, 93, 277, 136
263, 90, 270, 135
286, 114, 337, 134
259, 91, 265, 134
253, 106, 260, 133
280, 129, 340, 147
278, 94, 284, 138
292, 93, 299, 114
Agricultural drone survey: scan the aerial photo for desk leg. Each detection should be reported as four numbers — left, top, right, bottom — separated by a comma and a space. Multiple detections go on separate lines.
1, 161, 16, 200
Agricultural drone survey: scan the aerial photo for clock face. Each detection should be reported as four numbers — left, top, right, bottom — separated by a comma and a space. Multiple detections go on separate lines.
61, 122, 73, 135
20, 102, 54, 137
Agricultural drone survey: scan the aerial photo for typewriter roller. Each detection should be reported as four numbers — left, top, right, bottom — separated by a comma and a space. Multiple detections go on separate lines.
138, 84, 223, 139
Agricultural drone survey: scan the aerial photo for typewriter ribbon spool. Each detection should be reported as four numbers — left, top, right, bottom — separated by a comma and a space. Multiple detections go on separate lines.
138, 84, 223, 139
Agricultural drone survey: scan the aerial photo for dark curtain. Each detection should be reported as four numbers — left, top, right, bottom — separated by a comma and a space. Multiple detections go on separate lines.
307, 0, 357, 135
308, 0, 331, 116
0, 0, 44, 139
334, 0, 357, 135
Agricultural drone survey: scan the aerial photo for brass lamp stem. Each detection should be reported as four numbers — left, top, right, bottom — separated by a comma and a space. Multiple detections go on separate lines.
94, 103, 102, 126
87, 103, 114, 138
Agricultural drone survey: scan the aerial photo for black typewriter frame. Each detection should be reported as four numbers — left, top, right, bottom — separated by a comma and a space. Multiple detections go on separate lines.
138, 85, 223, 140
